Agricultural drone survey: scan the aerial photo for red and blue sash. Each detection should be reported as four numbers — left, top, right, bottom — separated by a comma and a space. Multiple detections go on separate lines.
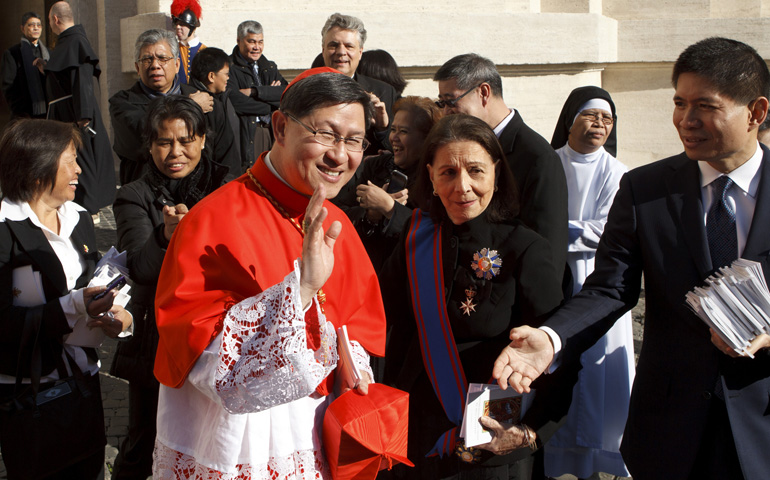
405, 210, 468, 458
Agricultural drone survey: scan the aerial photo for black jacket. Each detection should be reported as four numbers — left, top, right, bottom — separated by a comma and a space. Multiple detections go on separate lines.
498, 111, 569, 280
227, 48, 287, 167
109, 82, 238, 185
545, 148, 770, 480
381, 212, 577, 478
1, 40, 48, 118
0, 209, 98, 378
110, 157, 230, 386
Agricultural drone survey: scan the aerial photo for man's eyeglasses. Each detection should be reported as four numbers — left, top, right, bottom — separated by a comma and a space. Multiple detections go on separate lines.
138, 55, 175, 67
285, 112, 370, 153
435, 84, 483, 109
579, 111, 615, 126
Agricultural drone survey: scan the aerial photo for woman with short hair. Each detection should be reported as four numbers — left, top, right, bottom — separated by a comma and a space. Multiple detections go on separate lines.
0, 119, 131, 479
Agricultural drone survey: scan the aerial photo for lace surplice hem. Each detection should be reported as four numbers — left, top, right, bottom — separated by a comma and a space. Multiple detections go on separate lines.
152, 440, 331, 480
215, 261, 339, 414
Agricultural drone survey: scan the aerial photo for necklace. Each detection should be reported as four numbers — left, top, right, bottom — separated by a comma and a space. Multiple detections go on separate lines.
247, 169, 327, 308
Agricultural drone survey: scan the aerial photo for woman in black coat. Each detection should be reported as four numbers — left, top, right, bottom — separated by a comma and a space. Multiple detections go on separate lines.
109, 96, 230, 479
0, 119, 131, 479
381, 115, 578, 480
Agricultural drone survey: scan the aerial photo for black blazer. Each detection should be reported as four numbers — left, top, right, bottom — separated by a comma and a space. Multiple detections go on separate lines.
545, 146, 770, 480
0, 209, 98, 378
227, 50, 287, 167
382, 213, 577, 475
498, 111, 568, 279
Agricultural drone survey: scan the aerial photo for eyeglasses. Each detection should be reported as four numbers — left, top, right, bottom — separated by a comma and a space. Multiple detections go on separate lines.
285, 112, 370, 153
138, 55, 175, 67
435, 84, 483, 109
579, 111, 615, 126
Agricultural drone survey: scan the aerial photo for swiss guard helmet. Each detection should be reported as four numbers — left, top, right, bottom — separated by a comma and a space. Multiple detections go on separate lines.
171, 0, 202, 32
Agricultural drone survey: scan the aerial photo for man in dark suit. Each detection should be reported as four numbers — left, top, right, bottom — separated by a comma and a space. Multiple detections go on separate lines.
321, 13, 396, 153
227, 20, 287, 169
434, 53, 568, 280
1, 12, 49, 119
493, 37, 770, 480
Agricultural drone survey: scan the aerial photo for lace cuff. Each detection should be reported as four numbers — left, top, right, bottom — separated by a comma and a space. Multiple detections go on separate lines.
215, 261, 338, 414
349, 340, 374, 382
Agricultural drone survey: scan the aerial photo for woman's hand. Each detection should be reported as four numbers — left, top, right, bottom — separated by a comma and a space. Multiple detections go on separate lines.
391, 188, 408, 206
476, 417, 535, 455
83, 286, 116, 318
299, 184, 341, 309
86, 305, 132, 338
356, 181, 400, 219
163, 203, 189, 241
367, 92, 388, 130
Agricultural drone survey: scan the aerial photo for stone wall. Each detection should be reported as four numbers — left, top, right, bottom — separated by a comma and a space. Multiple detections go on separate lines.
2, 1, 770, 169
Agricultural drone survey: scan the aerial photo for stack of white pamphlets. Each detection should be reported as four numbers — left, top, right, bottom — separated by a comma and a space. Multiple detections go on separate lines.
460, 383, 533, 447
685, 259, 770, 358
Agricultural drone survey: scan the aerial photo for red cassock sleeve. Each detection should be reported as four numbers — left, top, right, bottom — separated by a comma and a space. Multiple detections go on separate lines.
154, 159, 386, 390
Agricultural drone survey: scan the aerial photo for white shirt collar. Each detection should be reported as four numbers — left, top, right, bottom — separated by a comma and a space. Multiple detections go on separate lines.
493, 109, 516, 138
698, 141, 763, 198
186, 36, 200, 48
263, 152, 303, 193
0, 198, 85, 238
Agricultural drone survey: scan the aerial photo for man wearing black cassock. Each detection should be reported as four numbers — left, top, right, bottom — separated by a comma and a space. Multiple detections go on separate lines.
1, 12, 49, 119
45, 1, 115, 215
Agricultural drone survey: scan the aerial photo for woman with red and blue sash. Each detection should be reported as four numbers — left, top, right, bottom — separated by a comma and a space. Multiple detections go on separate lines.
381, 115, 579, 479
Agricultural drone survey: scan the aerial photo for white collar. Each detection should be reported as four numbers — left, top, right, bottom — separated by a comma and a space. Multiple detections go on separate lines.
0, 198, 85, 238
493, 109, 516, 138
561, 143, 608, 164
263, 152, 302, 193
698, 141, 763, 198
186, 36, 200, 48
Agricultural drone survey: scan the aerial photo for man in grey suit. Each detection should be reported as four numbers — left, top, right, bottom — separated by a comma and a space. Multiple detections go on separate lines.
491, 37, 770, 480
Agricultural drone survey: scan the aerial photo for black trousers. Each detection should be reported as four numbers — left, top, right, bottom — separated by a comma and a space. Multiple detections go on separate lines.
688, 397, 744, 480
41, 447, 104, 480
111, 380, 159, 480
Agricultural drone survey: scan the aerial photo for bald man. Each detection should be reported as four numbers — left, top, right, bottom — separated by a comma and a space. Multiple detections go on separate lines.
45, 1, 115, 216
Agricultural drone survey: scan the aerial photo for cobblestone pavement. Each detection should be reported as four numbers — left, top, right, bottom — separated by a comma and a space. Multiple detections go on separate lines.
0, 206, 644, 480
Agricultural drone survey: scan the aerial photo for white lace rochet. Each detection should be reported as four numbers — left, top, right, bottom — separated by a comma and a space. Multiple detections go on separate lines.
215, 266, 339, 414
153, 263, 372, 480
